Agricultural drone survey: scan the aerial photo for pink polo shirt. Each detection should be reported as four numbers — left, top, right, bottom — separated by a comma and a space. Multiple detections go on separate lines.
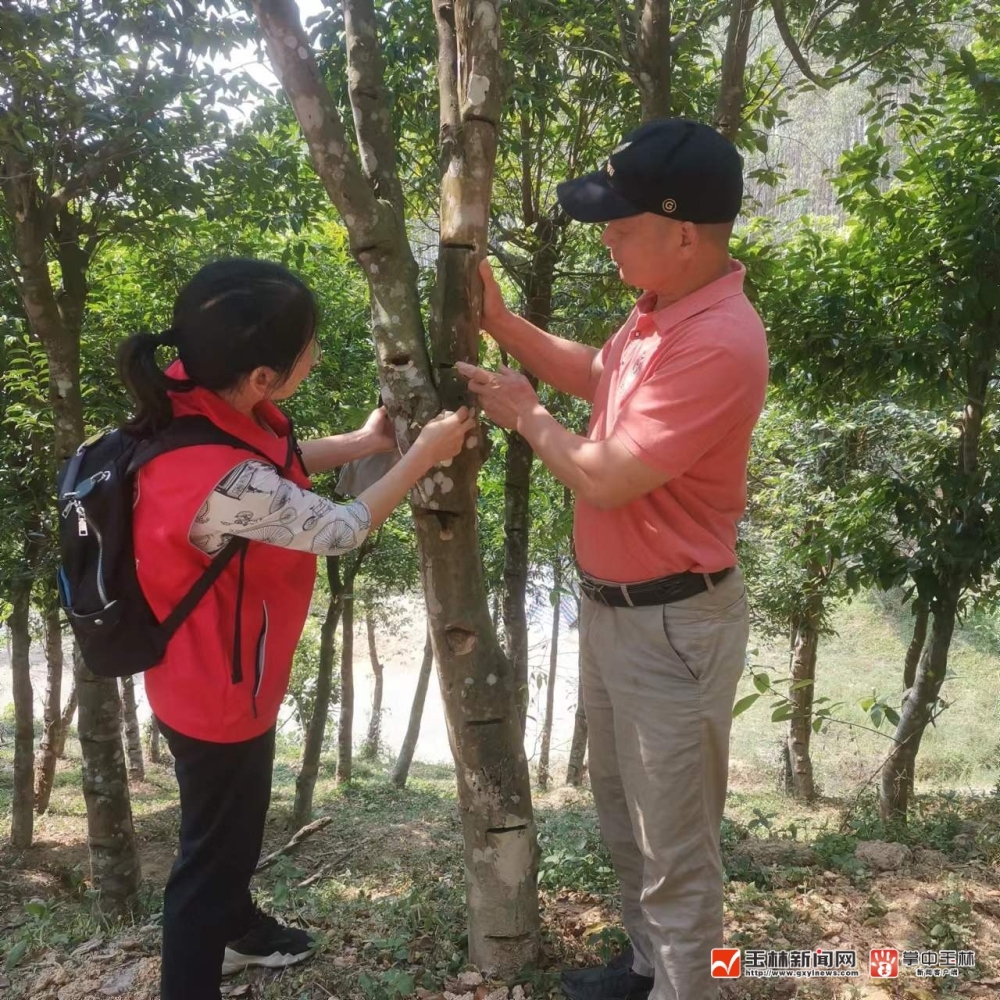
574, 260, 768, 583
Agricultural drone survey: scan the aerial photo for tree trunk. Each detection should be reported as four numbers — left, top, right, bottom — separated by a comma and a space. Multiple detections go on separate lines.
636, 0, 672, 121
35, 603, 63, 815
565, 650, 588, 787
900, 599, 929, 803
714, 0, 756, 140
75, 650, 141, 916
147, 716, 161, 765
362, 612, 384, 758
337, 586, 356, 785
294, 556, 343, 827
785, 593, 822, 801
120, 676, 145, 784
9, 574, 34, 849
903, 600, 929, 691
254, 0, 539, 973
55, 677, 78, 759
537, 561, 562, 791
502, 432, 533, 735
881, 594, 958, 820
0, 172, 139, 915
501, 204, 562, 737
391, 628, 434, 788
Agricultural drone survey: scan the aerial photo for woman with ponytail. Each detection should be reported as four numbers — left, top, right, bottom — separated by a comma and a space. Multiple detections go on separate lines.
119, 258, 474, 1000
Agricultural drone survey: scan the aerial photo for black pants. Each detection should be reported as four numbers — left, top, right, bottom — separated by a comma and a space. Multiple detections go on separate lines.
159, 720, 276, 1000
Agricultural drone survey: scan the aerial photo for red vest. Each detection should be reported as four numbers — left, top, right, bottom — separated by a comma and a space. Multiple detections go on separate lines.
136, 362, 316, 742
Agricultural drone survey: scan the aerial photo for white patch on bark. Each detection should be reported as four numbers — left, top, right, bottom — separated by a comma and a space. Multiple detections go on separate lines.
464, 677, 474, 685
424, 561, 444, 616
55, 378, 74, 399
467, 74, 490, 106
465, 436, 478, 449
298, 46, 308, 59
422, 477, 435, 495
297, 94, 324, 131
283, 34, 297, 48
474, 1, 497, 31
486, 673, 497, 685
362, 143, 378, 171
492, 824, 533, 888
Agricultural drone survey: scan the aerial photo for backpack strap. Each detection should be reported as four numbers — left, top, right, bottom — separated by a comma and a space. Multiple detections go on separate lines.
159, 534, 249, 642
129, 416, 278, 645
127, 415, 276, 474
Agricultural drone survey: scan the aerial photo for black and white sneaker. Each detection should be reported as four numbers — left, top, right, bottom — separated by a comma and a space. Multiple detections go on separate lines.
222, 910, 316, 976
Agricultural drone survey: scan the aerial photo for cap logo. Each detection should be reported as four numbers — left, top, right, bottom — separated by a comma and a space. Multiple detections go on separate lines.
662, 198, 677, 213
612, 140, 632, 155
606, 161, 615, 177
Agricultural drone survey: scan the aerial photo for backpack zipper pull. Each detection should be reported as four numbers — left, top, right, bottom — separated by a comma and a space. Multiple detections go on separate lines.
75, 501, 89, 537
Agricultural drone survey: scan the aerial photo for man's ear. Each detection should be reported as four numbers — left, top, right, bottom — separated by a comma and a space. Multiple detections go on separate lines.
679, 221, 699, 249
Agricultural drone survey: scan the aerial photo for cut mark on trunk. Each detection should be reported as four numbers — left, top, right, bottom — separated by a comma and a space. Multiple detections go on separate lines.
466, 717, 504, 727
439, 242, 477, 251
387, 355, 411, 367
486, 824, 528, 834
484, 932, 534, 942
445, 625, 477, 655
464, 114, 499, 128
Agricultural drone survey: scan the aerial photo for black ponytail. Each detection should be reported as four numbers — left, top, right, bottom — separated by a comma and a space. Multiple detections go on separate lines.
117, 259, 317, 437
117, 330, 192, 436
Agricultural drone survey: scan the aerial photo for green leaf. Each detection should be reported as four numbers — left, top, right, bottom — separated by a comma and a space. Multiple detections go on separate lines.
5, 940, 28, 970
753, 672, 771, 694
732, 693, 760, 718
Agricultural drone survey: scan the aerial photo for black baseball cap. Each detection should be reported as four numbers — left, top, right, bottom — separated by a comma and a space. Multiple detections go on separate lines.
556, 119, 743, 224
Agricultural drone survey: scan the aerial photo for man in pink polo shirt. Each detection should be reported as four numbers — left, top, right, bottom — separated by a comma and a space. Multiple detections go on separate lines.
458, 119, 768, 1000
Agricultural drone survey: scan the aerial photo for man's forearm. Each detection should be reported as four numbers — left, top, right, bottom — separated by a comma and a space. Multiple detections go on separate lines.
516, 403, 604, 505
298, 429, 380, 475
490, 311, 598, 401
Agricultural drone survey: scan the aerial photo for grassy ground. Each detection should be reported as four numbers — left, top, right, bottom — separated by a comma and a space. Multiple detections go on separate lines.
2, 594, 1000, 1000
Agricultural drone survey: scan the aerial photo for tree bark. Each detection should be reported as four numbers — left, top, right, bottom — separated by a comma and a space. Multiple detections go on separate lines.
391, 628, 435, 788
714, 0, 756, 140
147, 716, 161, 765
337, 584, 356, 785
362, 611, 384, 758
636, 0, 672, 121
501, 205, 562, 736
75, 642, 141, 916
9, 572, 34, 849
55, 677, 78, 759
0, 163, 139, 916
537, 561, 562, 792
881, 594, 958, 820
502, 432, 533, 734
120, 676, 145, 784
294, 556, 344, 827
254, 0, 539, 973
903, 600, 929, 691
565, 646, 588, 787
785, 589, 822, 801
35, 603, 64, 815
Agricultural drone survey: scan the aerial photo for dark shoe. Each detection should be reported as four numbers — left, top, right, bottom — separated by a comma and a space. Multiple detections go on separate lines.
561, 946, 653, 1000
222, 910, 316, 975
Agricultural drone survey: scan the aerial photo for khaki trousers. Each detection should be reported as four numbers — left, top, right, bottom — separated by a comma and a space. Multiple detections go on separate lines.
580, 568, 749, 1000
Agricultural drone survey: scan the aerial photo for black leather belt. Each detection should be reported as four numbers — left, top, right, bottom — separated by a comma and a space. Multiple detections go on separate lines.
578, 566, 734, 608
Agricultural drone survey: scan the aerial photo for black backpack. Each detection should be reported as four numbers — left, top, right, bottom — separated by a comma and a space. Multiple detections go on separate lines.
57, 416, 275, 678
